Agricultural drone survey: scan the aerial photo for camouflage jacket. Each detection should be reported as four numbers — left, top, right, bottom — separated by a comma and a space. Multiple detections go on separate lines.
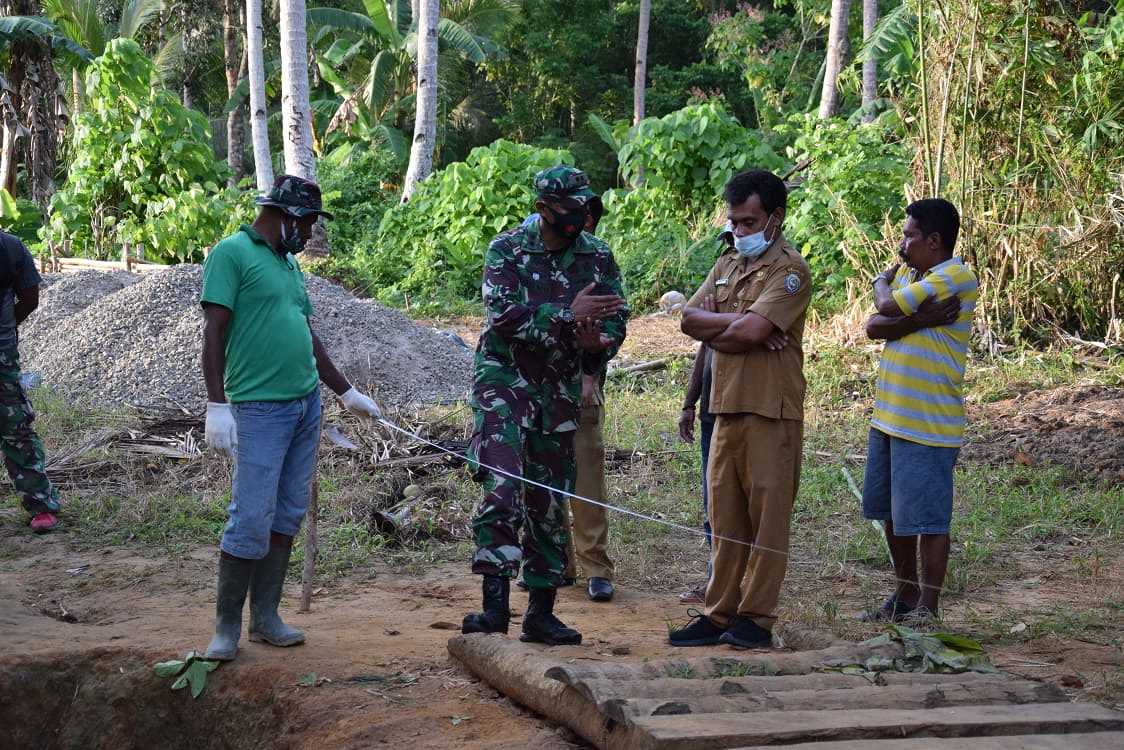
470, 221, 628, 433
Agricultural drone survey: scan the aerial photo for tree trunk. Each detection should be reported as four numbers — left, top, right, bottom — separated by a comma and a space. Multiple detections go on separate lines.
246, 0, 273, 190
279, 0, 316, 180
0, 124, 16, 196
818, 0, 853, 118
71, 68, 84, 117
633, 0, 650, 126
22, 55, 61, 213
861, 0, 878, 123
400, 0, 438, 203
224, 0, 246, 184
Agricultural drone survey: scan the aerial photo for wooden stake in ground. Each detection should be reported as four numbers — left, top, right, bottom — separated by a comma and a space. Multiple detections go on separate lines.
299, 411, 323, 612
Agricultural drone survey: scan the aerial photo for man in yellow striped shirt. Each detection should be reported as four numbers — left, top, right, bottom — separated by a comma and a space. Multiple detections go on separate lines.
862, 198, 978, 625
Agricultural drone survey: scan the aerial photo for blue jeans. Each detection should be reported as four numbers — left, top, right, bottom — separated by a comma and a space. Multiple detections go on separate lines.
862, 428, 959, 535
221, 388, 321, 559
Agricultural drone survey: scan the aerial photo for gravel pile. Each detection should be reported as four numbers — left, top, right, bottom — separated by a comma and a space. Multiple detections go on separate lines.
22, 265, 472, 411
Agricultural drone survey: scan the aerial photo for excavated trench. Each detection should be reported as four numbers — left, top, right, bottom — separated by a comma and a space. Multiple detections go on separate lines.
0, 648, 295, 750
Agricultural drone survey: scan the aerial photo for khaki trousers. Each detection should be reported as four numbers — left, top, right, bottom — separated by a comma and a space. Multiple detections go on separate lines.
704, 413, 803, 630
564, 404, 614, 580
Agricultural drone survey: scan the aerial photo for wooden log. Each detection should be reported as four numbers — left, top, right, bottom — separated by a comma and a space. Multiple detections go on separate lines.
447, 634, 616, 749
619, 703, 1124, 750
730, 733, 1124, 750
571, 671, 1004, 704
546, 642, 908, 685
601, 680, 1066, 724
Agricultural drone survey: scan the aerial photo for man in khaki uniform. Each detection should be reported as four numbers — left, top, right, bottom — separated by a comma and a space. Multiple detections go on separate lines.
670, 169, 812, 649
564, 368, 615, 600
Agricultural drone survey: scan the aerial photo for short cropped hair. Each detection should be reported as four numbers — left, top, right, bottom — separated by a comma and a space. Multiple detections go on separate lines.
906, 198, 960, 252
724, 170, 787, 214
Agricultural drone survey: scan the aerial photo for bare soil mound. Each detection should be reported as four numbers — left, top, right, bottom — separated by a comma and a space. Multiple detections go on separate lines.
21, 266, 472, 411
964, 385, 1124, 484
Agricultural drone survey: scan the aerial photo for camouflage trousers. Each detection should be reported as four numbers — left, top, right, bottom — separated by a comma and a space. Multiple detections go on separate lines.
468, 410, 575, 589
0, 348, 60, 515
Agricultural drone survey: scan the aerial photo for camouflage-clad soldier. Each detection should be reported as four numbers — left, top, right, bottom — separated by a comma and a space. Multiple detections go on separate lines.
0, 231, 61, 533
462, 166, 628, 646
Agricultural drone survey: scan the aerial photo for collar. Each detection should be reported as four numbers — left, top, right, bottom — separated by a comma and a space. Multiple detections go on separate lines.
520, 219, 596, 255
241, 224, 271, 247
912, 255, 960, 279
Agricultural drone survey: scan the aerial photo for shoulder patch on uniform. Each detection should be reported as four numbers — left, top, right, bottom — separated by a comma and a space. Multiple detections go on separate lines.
784, 272, 802, 295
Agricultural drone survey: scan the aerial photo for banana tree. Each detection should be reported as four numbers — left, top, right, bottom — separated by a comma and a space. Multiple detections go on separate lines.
303, 0, 517, 163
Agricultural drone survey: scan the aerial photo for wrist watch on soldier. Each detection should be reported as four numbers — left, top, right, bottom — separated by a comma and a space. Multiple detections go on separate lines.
559, 307, 575, 325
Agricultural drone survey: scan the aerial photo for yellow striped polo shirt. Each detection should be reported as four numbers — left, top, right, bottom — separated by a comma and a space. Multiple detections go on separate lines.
872, 257, 978, 448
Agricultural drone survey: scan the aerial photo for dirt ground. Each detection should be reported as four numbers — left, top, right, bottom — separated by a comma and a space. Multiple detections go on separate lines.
963, 384, 1124, 484
1, 314, 1121, 749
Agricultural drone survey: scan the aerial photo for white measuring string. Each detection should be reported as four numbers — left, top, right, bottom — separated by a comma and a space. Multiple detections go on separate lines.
375, 416, 1073, 614
377, 416, 806, 559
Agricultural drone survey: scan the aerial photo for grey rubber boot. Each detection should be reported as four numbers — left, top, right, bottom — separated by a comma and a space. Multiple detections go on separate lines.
204, 555, 254, 661
247, 544, 305, 647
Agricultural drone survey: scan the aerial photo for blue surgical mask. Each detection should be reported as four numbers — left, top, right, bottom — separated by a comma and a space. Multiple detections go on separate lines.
733, 216, 777, 259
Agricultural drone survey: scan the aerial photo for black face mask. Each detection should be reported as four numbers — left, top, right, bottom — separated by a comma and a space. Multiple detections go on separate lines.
545, 205, 587, 240
279, 217, 307, 255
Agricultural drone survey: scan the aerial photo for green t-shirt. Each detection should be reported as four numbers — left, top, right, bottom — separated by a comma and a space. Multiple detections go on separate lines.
200, 225, 318, 403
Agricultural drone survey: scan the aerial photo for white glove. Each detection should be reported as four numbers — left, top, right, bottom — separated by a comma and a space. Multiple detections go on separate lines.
340, 387, 382, 420
205, 402, 237, 454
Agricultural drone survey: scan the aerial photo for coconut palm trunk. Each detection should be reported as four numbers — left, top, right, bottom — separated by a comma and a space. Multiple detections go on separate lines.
819, 0, 853, 118
224, 0, 247, 183
401, 0, 439, 202
633, 0, 650, 126
861, 0, 879, 123
246, 0, 274, 190
279, 0, 316, 180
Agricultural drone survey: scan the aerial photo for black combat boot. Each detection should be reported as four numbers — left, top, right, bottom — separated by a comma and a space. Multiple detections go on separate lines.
520, 587, 582, 646
462, 575, 510, 634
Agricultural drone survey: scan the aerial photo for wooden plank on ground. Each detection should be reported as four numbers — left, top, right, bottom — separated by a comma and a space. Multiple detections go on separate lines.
604, 680, 1066, 723
546, 642, 907, 686
621, 703, 1124, 750
731, 733, 1124, 750
572, 671, 1006, 705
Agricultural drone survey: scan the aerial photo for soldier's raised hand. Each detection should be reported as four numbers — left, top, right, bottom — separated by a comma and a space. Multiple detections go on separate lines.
571, 282, 625, 322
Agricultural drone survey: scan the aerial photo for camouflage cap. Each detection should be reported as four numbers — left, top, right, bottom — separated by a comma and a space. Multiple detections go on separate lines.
255, 174, 334, 220
533, 165, 597, 205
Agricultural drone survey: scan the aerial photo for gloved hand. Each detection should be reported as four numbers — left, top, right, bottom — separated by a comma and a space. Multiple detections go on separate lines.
205, 402, 237, 454
340, 387, 382, 420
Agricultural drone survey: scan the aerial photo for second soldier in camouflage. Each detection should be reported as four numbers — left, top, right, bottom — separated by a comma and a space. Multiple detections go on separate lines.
462, 166, 628, 645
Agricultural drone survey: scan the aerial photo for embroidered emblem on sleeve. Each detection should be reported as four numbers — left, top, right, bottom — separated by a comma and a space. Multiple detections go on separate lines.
784, 272, 802, 295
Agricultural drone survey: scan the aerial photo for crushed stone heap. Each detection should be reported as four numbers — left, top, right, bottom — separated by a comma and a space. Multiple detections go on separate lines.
21, 265, 473, 412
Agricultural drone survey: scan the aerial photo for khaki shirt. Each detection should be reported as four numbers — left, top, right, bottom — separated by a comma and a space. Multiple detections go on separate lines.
687, 233, 812, 421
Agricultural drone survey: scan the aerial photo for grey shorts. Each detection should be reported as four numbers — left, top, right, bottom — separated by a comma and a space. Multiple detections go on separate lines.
862, 428, 960, 535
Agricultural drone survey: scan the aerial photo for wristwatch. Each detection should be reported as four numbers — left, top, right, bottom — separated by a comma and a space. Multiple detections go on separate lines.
559, 307, 575, 324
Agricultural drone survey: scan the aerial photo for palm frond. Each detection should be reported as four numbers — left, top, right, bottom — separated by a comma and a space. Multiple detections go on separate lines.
43, 0, 106, 56
153, 32, 184, 83
437, 18, 486, 63
390, 0, 411, 36
363, 49, 398, 114
587, 113, 621, 152
0, 15, 95, 65
857, 2, 916, 64
118, 0, 164, 40
371, 122, 407, 163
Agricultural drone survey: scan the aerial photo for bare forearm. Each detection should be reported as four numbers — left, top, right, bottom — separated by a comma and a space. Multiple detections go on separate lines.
872, 278, 902, 316
312, 331, 350, 395
683, 344, 707, 407
866, 314, 928, 341
202, 333, 227, 403
681, 308, 740, 341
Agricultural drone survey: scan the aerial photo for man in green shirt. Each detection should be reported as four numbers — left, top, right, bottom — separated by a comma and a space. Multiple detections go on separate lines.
199, 175, 381, 661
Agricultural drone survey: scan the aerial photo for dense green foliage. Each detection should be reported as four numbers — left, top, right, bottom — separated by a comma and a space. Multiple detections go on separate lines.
43, 39, 250, 262
356, 140, 572, 307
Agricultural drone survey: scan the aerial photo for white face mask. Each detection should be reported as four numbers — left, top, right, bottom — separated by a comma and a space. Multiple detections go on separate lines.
733, 215, 776, 259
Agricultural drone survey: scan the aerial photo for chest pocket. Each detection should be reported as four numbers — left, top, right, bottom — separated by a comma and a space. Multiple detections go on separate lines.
522, 255, 552, 305
737, 272, 768, 307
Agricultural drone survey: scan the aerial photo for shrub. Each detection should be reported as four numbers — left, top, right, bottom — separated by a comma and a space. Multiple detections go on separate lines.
44, 39, 248, 263
371, 140, 573, 308
777, 111, 911, 294
619, 101, 785, 210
